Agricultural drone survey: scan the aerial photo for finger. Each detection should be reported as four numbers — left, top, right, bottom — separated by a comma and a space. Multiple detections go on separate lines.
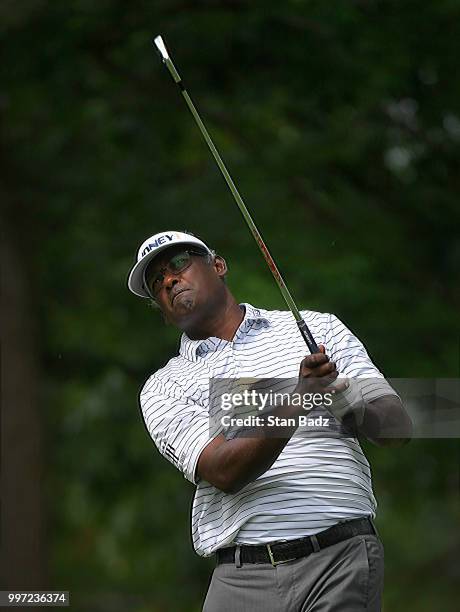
319, 344, 326, 354
302, 361, 337, 378
319, 369, 339, 387
301, 352, 329, 369
302, 371, 339, 393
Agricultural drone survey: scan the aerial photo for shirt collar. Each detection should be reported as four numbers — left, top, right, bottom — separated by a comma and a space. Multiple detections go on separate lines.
179, 303, 271, 361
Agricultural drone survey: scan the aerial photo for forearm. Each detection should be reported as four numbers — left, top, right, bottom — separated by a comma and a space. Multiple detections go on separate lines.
198, 399, 303, 493
198, 347, 347, 492
342, 394, 413, 447
210, 436, 290, 493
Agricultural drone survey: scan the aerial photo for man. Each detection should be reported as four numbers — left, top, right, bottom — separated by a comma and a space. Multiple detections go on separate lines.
127, 230, 412, 612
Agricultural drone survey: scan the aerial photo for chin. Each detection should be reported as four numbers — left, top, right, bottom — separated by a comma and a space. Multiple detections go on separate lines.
172, 293, 196, 316
179, 296, 195, 312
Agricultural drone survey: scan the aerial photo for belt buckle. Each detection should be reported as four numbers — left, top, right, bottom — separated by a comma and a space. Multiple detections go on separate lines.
266, 543, 296, 567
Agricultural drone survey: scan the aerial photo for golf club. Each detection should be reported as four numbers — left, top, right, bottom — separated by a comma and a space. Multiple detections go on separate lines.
153, 35, 319, 354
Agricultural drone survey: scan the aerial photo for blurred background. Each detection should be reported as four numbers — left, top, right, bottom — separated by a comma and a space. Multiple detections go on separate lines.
2, 1, 459, 610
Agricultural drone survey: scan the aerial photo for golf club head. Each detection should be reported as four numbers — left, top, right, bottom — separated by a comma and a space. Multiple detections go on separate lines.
153, 35, 169, 62
152, 35, 182, 83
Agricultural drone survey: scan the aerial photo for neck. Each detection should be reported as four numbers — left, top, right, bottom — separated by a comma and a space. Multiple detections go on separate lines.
185, 295, 244, 342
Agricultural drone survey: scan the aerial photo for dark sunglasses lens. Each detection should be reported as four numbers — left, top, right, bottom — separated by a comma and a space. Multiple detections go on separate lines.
169, 252, 191, 272
146, 251, 197, 297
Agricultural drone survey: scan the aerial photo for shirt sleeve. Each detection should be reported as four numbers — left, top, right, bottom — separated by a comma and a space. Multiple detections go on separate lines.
325, 313, 399, 403
139, 375, 214, 484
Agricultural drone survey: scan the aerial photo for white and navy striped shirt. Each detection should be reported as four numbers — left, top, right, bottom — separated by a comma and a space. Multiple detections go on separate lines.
140, 303, 397, 557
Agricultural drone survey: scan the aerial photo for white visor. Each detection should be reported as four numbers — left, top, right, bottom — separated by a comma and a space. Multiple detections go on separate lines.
127, 230, 213, 298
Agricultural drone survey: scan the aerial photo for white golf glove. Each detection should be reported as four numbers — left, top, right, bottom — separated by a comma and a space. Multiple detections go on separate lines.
327, 377, 365, 426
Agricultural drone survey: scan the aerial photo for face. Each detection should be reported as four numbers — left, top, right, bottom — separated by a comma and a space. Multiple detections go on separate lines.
144, 245, 228, 330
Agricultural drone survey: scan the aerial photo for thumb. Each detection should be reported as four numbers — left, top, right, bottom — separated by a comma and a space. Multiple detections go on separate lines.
318, 344, 326, 354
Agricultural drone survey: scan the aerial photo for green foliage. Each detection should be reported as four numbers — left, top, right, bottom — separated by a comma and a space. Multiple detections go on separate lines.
2, 1, 459, 609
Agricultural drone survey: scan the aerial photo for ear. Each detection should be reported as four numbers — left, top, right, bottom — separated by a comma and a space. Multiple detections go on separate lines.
213, 255, 228, 278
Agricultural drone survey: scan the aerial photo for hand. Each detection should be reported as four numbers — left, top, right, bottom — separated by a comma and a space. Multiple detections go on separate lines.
294, 345, 348, 396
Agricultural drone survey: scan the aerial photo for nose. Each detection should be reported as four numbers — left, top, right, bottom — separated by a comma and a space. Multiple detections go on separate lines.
163, 270, 180, 290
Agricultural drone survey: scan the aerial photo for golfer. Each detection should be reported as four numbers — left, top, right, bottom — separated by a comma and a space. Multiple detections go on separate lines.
127, 230, 412, 612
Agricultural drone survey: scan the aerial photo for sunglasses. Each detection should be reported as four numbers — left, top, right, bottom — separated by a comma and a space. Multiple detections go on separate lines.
144, 249, 209, 298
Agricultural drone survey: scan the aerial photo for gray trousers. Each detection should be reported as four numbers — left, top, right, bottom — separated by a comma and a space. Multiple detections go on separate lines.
202, 534, 384, 612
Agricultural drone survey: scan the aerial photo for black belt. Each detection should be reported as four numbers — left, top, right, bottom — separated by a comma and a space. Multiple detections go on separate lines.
216, 517, 377, 567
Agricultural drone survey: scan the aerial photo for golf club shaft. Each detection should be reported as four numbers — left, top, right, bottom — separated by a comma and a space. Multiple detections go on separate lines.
153, 36, 319, 354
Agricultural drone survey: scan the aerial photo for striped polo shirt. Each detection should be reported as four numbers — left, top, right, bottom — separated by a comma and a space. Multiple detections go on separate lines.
140, 303, 397, 557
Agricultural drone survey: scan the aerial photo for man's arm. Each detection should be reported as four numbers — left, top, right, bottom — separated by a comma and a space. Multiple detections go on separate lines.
324, 313, 412, 447
197, 348, 343, 494
197, 431, 293, 495
342, 394, 412, 447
